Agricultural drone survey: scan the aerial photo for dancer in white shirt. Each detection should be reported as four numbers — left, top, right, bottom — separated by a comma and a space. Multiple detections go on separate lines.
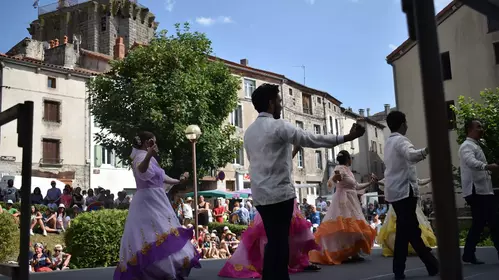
382, 111, 438, 280
459, 119, 499, 264
244, 84, 365, 280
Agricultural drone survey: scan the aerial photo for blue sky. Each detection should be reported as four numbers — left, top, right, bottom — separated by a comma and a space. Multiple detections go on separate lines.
1, 0, 452, 114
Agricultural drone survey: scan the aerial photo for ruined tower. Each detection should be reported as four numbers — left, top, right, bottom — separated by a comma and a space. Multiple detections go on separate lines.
28, 0, 159, 55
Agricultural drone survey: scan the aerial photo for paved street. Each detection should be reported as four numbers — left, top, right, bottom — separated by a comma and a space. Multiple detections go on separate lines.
2, 248, 498, 280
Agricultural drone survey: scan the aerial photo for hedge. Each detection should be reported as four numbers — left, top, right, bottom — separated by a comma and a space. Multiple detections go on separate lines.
208, 222, 248, 236
0, 202, 76, 217
0, 212, 19, 262
65, 209, 128, 269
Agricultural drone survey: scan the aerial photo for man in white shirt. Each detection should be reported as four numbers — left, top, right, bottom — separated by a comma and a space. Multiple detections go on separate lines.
244, 84, 365, 280
383, 111, 438, 280
459, 119, 499, 264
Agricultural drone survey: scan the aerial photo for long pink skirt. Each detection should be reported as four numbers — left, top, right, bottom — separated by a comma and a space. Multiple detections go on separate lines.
218, 201, 320, 278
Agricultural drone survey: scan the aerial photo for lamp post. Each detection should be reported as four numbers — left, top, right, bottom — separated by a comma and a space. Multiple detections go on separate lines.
185, 124, 202, 239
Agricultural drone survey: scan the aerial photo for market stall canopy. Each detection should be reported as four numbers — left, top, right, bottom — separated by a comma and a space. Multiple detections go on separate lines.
182, 189, 248, 198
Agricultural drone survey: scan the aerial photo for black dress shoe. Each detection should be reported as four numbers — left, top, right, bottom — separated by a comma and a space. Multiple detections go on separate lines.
462, 256, 485, 265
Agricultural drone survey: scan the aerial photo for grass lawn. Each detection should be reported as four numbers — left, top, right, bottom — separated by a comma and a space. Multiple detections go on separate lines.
7, 232, 66, 262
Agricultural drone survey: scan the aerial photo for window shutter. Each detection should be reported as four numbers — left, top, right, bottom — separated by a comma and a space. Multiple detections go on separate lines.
237, 105, 243, 128
94, 145, 102, 167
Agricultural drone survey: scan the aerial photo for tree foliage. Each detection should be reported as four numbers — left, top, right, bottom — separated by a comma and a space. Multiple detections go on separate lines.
452, 89, 499, 187
89, 23, 242, 177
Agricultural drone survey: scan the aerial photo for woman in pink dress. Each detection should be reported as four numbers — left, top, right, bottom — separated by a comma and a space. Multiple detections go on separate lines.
218, 146, 320, 278
309, 150, 377, 265
114, 131, 201, 280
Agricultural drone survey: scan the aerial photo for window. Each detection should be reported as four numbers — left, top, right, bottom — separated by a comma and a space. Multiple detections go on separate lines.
315, 151, 322, 169
379, 143, 383, 154
446, 100, 457, 130
244, 79, 256, 98
328, 102, 331, 109
289, 88, 293, 95
297, 148, 304, 168
371, 140, 377, 152
296, 121, 304, 129
234, 148, 244, 165
302, 94, 312, 114
335, 119, 339, 135
488, 16, 499, 33
47, 77, 56, 88
313, 124, 321, 134
441, 52, 452, 80
43, 100, 61, 122
317, 97, 322, 104
493, 42, 499, 65
100, 16, 106, 32
334, 106, 337, 112
42, 138, 60, 164
230, 104, 243, 128
94, 145, 123, 167
375, 128, 378, 138
329, 116, 333, 133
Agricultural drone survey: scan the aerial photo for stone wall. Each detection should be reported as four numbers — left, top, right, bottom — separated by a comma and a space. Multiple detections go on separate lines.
0, 161, 89, 190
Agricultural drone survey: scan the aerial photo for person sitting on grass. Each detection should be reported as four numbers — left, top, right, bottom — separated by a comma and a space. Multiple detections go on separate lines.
50, 244, 71, 270
30, 205, 47, 236
31, 243, 52, 272
3, 200, 20, 223
42, 208, 59, 233
56, 204, 71, 232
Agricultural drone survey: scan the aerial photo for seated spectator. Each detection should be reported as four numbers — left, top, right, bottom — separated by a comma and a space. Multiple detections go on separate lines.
72, 187, 85, 209
72, 204, 81, 218
30, 205, 47, 236
42, 208, 59, 233
3, 200, 20, 223
30, 188, 44, 205
56, 204, 71, 232
31, 243, 52, 272
308, 206, 321, 226
201, 235, 216, 259
50, 244, 71, 270
114, 191, 130, 208
85, 189, 97, 207
370, 213, 382, 234
45, 181, 61, 209
60, 188, 73, 209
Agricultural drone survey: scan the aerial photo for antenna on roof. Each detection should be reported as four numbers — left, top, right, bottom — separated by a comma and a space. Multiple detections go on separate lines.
293, 65, 306, 85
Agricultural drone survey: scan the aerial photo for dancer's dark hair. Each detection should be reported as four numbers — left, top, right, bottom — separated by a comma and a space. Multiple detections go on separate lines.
132, 131, 155, 149
251, 84, 279, 113
336, 150, 351, 165
386, 111, 407, 132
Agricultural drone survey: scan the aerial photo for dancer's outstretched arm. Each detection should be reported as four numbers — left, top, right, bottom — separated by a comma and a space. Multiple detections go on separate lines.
417, 178, 431, 186
292, 145, 301, 158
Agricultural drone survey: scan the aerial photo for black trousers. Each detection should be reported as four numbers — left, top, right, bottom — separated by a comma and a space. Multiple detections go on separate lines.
463, 193, 499, 258
255, 198, 294, 280
391, 189, 437, 276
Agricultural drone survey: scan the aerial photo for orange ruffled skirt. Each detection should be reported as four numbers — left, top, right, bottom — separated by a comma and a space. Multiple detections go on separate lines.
309, 188, 376, 265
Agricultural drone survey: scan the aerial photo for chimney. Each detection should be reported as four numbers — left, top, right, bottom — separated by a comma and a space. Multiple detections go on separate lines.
114, 37, 125, 60
366, 108, 370, 117
240, 58, 248, 66
348, 107, 352, 112
384, 104, 390, 116
63, 35, 68, 45
359, 109, 365, 117
49, 40, 55, 49
54, 39, 59, 47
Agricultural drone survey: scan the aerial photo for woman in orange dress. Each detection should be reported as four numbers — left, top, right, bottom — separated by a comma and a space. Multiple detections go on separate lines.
309, 150, 377, 265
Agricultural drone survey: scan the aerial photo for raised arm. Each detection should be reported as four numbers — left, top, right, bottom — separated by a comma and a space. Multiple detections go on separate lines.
395, 137, 428, 164
277, 121, 364, 149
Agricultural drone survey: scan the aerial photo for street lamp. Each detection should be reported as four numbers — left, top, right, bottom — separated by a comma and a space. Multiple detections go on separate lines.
185, 124, 202, 239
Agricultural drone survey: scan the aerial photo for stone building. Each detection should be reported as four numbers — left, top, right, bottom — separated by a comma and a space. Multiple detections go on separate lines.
385, 0, 499, 205
0, 52, 94, 190
30, 0, 157, 55
203, 58, 345, 203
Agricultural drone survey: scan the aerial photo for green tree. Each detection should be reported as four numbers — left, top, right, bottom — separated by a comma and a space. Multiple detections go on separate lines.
452, 89, 499, 188
89, 23, 242, 178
